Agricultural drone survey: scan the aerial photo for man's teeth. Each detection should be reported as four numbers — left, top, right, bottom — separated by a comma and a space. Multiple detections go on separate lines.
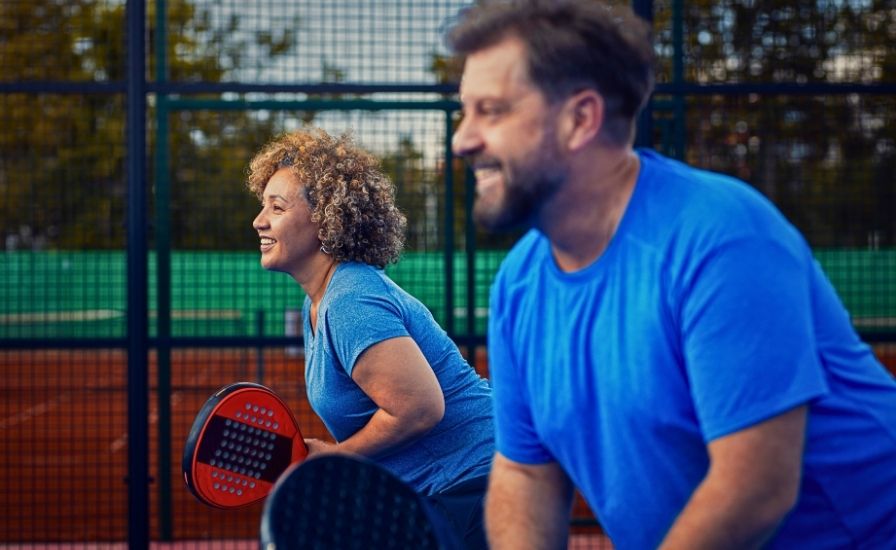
474, 167, 500, 179
260, 237, 276, 245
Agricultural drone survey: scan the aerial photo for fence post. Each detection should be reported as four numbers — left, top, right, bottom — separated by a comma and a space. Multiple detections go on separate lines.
153, 0, 174, 540
125, 0, 150, 548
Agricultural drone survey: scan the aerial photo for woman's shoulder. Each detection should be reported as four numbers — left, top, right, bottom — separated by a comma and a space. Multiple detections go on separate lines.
326, 263, 398, 306
334, 262, 391, 289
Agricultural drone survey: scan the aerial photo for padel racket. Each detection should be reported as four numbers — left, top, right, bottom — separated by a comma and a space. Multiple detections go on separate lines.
260, 455, 461, 550
183, 381, 308, 509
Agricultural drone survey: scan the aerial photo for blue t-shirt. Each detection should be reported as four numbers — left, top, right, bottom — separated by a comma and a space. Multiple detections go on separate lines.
303, 262, 494, 496
489, 149, 896, 549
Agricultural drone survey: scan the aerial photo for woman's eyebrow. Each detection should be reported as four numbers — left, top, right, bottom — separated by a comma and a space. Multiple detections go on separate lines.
262, 193, 291, 202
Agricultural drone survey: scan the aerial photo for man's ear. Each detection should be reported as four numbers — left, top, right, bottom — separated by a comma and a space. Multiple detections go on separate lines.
559, 89, 604, 152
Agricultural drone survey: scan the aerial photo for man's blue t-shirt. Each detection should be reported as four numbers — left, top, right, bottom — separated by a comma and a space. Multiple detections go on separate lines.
488, 149, 896, 548
304, 262, 494, 496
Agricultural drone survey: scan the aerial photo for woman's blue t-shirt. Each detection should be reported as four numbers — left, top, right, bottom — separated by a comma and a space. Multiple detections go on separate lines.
303, 262, 494, 495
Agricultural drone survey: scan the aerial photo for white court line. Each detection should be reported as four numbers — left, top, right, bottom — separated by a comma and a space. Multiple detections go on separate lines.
0, 393, 71, 431
0, 365, 116, 442
107, 358, 213, 453
0, 309, 123, 324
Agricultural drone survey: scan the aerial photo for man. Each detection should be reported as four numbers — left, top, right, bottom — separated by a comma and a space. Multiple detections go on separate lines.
446, 1, 896, 548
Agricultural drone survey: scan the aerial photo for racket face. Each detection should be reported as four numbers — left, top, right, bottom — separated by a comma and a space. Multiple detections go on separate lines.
183, 382, 308, 509
260, 455, 445, 550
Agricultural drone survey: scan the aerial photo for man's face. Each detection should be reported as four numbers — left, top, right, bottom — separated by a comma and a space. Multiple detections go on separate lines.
252, 168, 320, 277
452, 35, 568, 232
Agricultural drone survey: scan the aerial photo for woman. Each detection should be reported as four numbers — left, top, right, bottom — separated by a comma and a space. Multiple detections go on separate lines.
247, 128, 494, 549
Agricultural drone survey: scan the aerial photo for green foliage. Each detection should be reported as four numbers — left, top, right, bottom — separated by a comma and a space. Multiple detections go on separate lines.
426, 0, 895, 248
0, 2, 127, 248
653, 0, 896, 247
380, 134, 458, 252
0, 0, 301, 250
1, 1, 893, 251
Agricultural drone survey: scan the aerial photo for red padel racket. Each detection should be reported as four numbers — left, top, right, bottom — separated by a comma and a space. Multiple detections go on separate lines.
183, 382, 308, 509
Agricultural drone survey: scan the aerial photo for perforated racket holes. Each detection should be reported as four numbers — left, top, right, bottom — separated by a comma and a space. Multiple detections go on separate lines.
210, 470, 254, 496
208, 418, 276, 483
235, 402, 280, 430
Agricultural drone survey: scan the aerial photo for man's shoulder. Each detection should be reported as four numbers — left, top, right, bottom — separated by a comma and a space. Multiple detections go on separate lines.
637, 149, 795, 243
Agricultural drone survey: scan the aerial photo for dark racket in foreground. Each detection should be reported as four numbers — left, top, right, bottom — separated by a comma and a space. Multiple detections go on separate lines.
183, 382, 308, 509
261, 455, 460, 550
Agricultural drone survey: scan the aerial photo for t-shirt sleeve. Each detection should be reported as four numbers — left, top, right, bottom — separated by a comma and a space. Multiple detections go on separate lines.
324, 287, 409, 376
680, 236, 829, 442
488, 270, 554, 464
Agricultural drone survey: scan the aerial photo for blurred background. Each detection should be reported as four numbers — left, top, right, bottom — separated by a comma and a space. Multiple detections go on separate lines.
1, 0, 894, 548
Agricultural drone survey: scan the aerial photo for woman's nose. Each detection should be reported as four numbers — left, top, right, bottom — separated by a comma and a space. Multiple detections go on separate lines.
253, 209, 267, 230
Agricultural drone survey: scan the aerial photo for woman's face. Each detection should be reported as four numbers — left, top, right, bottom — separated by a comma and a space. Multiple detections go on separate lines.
252, 167, 321, 277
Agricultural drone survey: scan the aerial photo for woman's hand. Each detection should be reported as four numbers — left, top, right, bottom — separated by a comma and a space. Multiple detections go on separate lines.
305, 438, 339, 460
304, 438, 365, 460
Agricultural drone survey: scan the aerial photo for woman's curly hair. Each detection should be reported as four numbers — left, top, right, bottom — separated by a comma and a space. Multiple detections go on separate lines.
247, 128, 407, 268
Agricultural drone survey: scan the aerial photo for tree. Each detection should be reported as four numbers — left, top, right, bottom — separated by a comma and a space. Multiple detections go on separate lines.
424, 0, 896, 249
0, 1, 127, 249
664, 0, 896, 247
0, 0, 301, 250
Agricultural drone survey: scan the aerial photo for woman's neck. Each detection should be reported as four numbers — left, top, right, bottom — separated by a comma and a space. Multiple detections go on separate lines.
307, 258, 338, 305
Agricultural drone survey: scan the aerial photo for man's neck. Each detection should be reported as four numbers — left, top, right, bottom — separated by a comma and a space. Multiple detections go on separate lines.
540, 147, 640, 272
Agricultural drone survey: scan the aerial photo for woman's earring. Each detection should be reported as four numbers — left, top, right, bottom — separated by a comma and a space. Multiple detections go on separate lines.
320, 244, 331, 255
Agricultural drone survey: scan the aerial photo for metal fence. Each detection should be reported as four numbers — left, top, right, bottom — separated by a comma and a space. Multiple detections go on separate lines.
1, 0, 894, 548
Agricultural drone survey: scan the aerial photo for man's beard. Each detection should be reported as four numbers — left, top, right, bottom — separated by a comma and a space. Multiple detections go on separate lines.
472, 141, 567, 233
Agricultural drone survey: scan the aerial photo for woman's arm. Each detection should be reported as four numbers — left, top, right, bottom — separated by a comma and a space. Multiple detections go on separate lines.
306, 335, 445, 459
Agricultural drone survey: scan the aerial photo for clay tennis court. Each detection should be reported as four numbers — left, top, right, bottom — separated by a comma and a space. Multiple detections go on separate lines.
4, 344, 893, 546
0, 347, 616, 548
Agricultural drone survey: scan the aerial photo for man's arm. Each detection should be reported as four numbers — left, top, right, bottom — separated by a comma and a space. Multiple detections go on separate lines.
485, 452, 574, 550
660, 405, 807, 549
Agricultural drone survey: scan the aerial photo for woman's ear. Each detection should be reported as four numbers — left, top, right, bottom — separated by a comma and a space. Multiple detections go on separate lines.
560, 89, 604, 152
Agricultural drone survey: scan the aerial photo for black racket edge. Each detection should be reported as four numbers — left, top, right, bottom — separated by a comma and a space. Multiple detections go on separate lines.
258, 457, 377, 550
258, 458, 303, 548
182, 381, 286, 502
259, 455, 463, 550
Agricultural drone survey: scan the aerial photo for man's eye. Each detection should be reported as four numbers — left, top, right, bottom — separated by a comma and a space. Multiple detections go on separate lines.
479, 104, 505, 118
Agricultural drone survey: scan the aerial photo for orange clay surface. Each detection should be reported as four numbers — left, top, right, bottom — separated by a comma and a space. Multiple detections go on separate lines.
3, 345, 893, 545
